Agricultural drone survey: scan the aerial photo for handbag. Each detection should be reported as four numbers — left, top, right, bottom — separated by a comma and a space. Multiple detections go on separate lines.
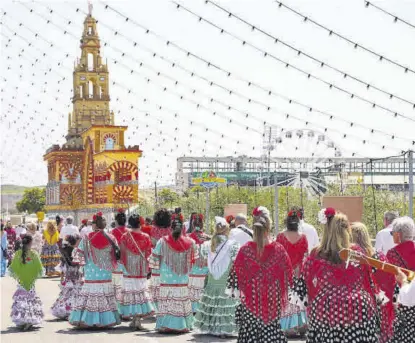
102, 230, 121, 261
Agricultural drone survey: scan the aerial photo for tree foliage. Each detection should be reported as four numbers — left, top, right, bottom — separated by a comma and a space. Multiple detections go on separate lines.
16, 187, 46, 214
136, 184, 413, 237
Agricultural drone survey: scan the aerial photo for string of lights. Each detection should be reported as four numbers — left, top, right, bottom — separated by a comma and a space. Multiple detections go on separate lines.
201, 0, 415, 108
364, 1, 415, 30
274, 1, 415, 75
174, 3, 415, 124
4, 2, 412, 164
3, 1, 412, 188
60, 4, 414, 152
96, 1, 415, 145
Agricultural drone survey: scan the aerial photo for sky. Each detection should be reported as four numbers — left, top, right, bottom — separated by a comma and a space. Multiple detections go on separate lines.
1, 0, 415, 188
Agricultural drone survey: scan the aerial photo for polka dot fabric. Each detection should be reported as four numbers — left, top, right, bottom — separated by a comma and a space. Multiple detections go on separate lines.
391, 305, 415, 343
235, 304, 287, 343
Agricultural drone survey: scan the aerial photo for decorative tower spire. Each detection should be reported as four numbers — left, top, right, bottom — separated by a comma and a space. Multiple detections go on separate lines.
88, 0, 93, 16
65, 4, 113, 146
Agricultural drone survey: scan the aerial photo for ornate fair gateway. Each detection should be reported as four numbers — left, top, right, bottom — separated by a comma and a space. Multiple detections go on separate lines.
44, 7, 142, 222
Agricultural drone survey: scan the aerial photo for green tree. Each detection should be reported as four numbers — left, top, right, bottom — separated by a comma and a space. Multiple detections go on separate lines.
16, 187, 46, 214
158, 188, 179, 208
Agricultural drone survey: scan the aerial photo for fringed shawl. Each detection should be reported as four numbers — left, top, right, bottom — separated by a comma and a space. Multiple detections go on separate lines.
10, 250, 43, 290
160, 234, 197, 275
234, 241, 293, 324
276, 233, 308, 274
112, 226, 128, 244
120, 231, 152, 276
387, 240, 415, 271
83, 231, 118, 271
303, 246, 380, 326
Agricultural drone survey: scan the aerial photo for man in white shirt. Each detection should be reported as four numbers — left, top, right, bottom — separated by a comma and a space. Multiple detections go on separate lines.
290, 206, 319, 253
60, 216, 79, 245
375, 211, 399, 254
229, 213, 253, 247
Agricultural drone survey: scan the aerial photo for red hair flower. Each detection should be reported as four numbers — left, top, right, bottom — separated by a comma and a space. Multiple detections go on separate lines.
139, 216, 145, 226
81, 219, 88, 225
117, 208, 124, 214
225, 215, 234, 224
325, 207, 336, 218
97, 212, 103, 217
252, 207, 262, 217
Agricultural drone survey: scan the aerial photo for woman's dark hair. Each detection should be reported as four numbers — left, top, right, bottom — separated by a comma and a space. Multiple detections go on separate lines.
287, 212, 300, 232
95, 216, 106, 230
21, 234, 33, 264
187, 212, 197, 233
128, 214, 141, 229
66, 235, 78, 247
154, 208, 171, 228
172, 217, 183, 240
115, 211, 127, 226
56, 215, 63, 226
145, 217, 152, 225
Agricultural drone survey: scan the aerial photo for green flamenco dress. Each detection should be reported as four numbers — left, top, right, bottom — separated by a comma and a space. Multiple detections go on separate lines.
194, 237, 240, 336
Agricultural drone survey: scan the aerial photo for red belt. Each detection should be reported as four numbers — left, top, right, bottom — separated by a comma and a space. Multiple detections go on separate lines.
160, 283, 187, 287
84, 280, 112, 284
125, 275, 146, 279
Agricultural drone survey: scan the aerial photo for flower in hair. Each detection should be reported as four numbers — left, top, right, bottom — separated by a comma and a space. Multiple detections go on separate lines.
252, 206, 270, 217
288, 210, 301, 219
225, 215, 234, 224
81, 219, 88, 225
117, 208, 125, 214
318, 207, 336, 224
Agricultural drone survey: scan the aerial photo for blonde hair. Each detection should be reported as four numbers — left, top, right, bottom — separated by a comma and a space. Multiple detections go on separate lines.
46, 220, 57, 235
211, 221, 230, 252
350, 222, 374, 256
316, 212, 350, 264
26, 222, 37, 233
252, 213, 271, 257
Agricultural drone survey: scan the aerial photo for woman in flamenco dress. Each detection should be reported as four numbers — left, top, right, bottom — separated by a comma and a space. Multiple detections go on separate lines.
194, 216, 240, 337
149, 213, 198, 333
118, 213, 155, 329
227, 206, 293, 343
276, 209, 308, 337
350, 222, 396, 343
9, 235, 44, 330
292, 208, 386, 343
69, 212, 121, 328
387, 216, 415, 343
188, 213, 211, 313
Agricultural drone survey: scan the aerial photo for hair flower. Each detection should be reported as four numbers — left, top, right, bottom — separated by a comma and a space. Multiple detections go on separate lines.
318, 207, 336, 224
117, 208, 124, 213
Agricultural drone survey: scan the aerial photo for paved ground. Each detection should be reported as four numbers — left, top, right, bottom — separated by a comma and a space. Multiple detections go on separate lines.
1, 276, 306, 343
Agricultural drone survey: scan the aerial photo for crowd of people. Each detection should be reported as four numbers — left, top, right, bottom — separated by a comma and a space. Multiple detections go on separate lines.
0, 206, 414, 343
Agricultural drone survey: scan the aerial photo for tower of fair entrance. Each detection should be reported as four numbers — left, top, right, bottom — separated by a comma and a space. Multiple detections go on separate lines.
44, 4, 142, 222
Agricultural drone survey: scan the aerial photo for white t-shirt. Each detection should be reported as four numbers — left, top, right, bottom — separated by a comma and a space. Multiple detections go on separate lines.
375, 226, 396, 255
80, 225, 93, 238
300, 221, 319, 253
60, 224, 79, 244
229, 225, 253, 247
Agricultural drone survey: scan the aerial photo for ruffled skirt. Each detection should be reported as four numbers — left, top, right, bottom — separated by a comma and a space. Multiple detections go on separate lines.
51, 267, 83, 319
194, 280, 238, 336
11, 286, 44, 327
235, 304, 287, 343
119, 276, 155, 319
156, 283, 193, 332
40, 244, 61, 275
69, 280, 121, 328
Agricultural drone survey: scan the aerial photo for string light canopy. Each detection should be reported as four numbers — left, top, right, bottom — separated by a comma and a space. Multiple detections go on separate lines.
273, 1, 415, 75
